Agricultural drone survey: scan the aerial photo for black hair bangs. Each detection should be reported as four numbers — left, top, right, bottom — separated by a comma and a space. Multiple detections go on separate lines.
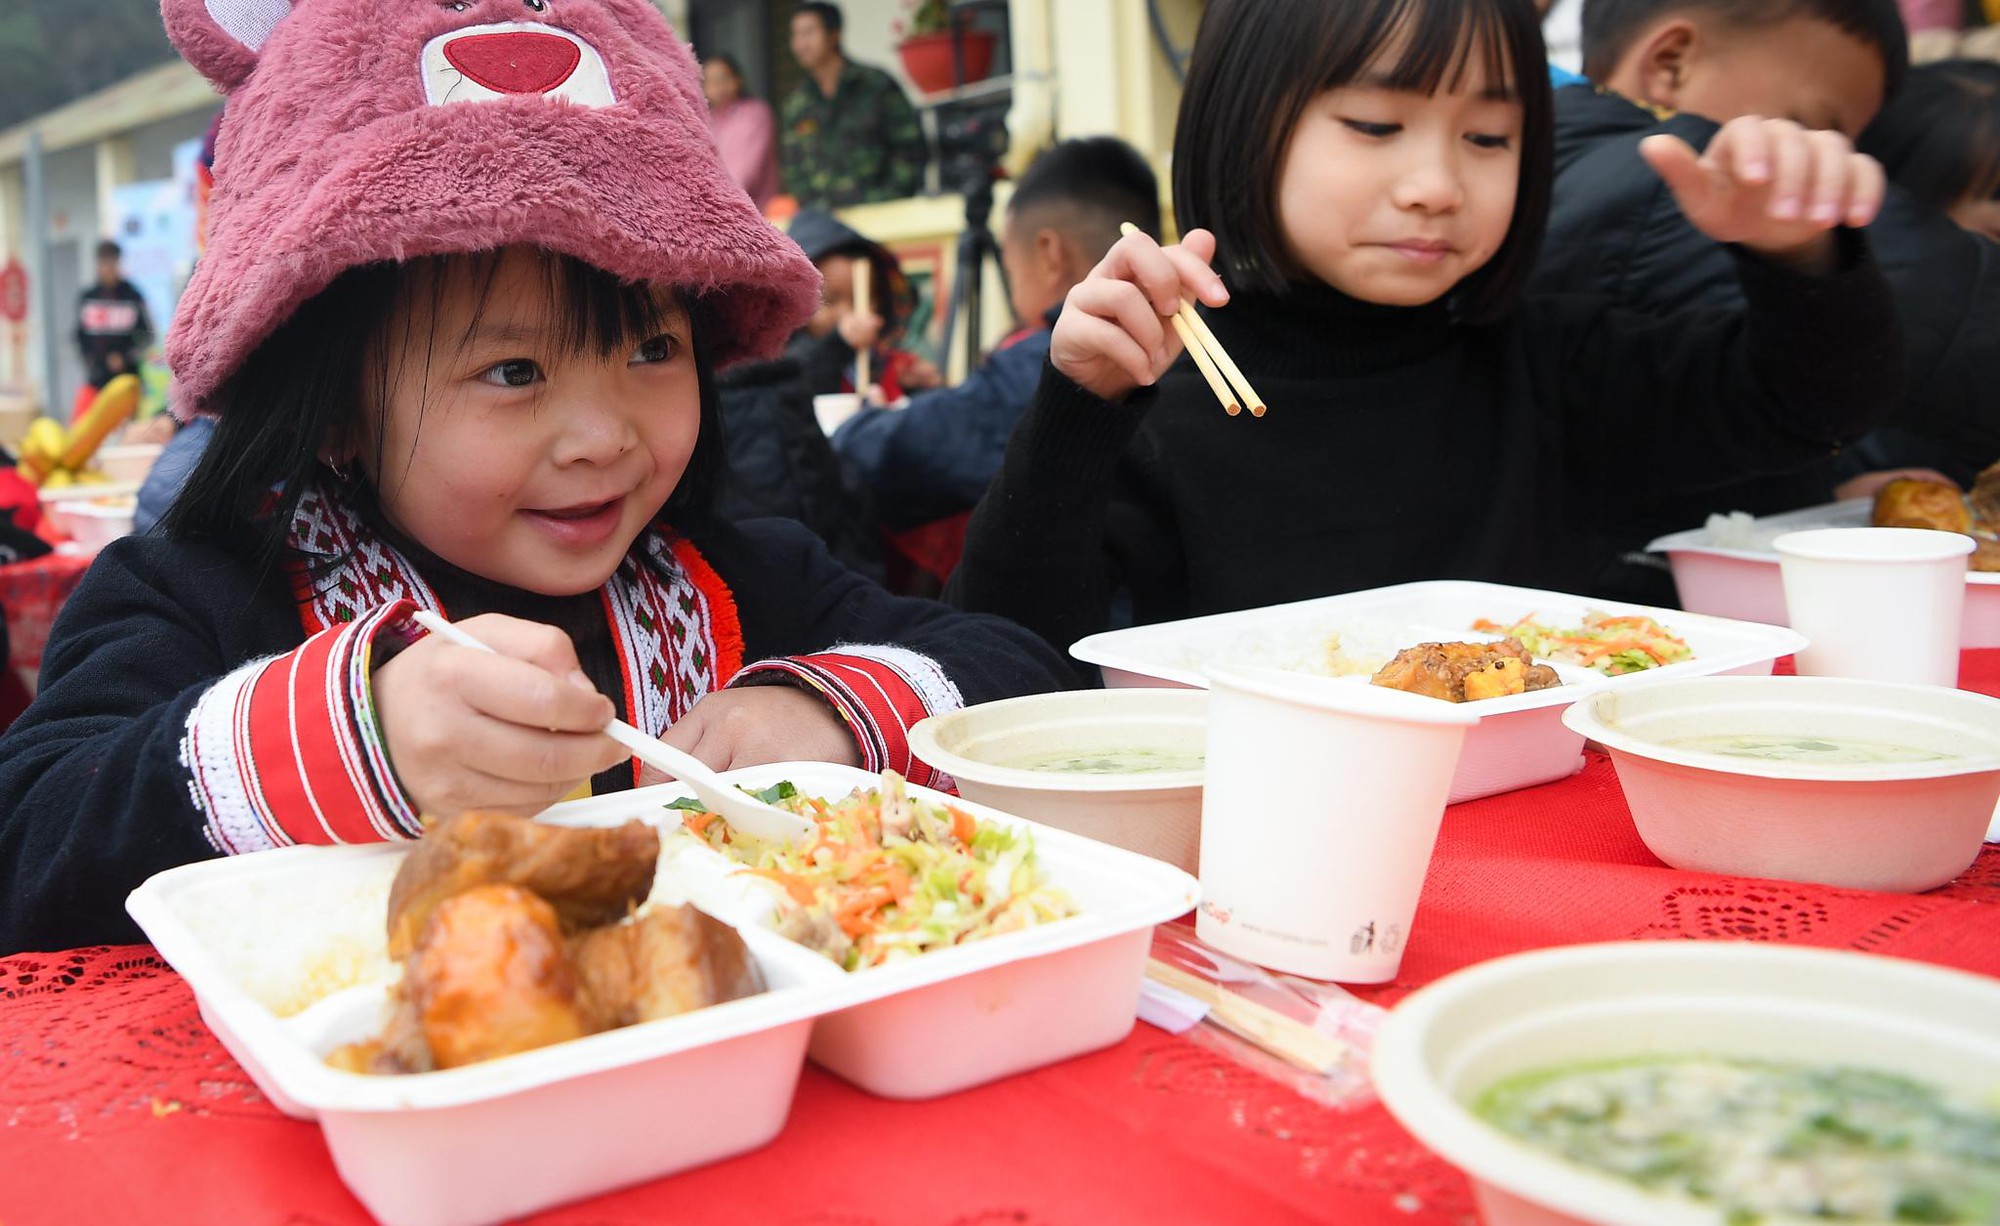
391, 248, 684, 372
1341, 0, 1525, 102
1174, 0, 1553, 321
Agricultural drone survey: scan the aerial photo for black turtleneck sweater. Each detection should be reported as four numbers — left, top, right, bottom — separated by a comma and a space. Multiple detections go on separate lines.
944, 240, 1901, 662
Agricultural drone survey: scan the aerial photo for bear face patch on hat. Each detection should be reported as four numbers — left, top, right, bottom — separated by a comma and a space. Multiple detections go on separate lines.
160, 0, 820, 411
422, 19, 616, 108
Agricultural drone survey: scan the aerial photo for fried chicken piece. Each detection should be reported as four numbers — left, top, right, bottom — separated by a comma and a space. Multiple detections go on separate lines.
1969, 461, 2000, 534
569, 904, 765, 1031
1973, 536, 2000, 573
1872, 478, 1972, 534
1371, 638, 1562, 703
387, 812, 660, 959
404, 883, 590, 1070
325, 980, 436, 1076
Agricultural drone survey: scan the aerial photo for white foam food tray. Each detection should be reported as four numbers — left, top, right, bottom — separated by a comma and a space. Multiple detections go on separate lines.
538, 761, 1200, 1100
126, 843, 840, 1226
1068, 580, 1806, 804
1649, 498, 2000, 647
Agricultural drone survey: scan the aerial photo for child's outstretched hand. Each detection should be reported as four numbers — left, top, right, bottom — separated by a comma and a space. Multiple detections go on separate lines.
645, 686, 862, 780
1641, 117, 1886, 272
374, 615, 628, 819
1051, 227, 1230, 402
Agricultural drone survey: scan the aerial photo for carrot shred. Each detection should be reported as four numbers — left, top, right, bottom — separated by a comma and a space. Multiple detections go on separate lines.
745, 867, 818, 908
949, 807, 978, 847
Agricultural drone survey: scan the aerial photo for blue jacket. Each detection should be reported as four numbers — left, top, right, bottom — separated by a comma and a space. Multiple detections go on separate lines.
831, 311, 1055, 528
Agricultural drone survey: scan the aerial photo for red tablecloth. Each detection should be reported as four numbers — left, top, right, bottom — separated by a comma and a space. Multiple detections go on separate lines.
1, 548, 92, 677
5, 654, 1999, 1226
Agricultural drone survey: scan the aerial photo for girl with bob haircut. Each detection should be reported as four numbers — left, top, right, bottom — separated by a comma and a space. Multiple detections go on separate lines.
947, 0, 1905, 660
0, 0, 1069, 955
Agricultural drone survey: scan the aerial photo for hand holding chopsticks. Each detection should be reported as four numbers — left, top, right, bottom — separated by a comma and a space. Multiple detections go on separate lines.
1045, 223, 1265, 415
1118, 223, 1266, 418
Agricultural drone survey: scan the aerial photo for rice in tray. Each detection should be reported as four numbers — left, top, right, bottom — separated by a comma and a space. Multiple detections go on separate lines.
1703, 511, 1842, 553
1172, 616, 1417, 679
169, 860, 400, 1017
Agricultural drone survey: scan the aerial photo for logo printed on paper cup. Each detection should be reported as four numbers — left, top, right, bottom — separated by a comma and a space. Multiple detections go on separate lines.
1199, 901, 1233, 925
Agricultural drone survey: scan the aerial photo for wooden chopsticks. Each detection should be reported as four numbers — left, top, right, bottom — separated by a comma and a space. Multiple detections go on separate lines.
1144, 958, 1351, 1074
852, 256, 874, 401
1120, 223, 1266, 418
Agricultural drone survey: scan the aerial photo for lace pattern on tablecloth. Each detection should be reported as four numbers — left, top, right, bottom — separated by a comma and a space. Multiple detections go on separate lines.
1, 946, 266, 1137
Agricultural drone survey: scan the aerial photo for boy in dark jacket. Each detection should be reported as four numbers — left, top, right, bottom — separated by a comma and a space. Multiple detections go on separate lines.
831, 138, 1162, 531
1536, 0, 2000, 604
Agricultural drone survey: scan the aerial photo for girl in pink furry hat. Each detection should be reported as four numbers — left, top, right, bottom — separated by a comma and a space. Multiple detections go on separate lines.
0, 0, 1070, 955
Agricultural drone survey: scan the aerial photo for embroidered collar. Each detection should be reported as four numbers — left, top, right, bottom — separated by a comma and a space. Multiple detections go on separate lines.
281, 481, 745, 747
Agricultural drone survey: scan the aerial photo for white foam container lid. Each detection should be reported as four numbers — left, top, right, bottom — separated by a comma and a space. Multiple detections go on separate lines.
126, 843, 838, 1226
1069, 580, 1806, 804
1649, 498, 2000, 648
538, 761, 1200, 1100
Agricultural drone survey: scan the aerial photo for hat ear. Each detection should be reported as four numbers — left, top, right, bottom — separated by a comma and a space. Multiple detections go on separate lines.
162, 0, 299, 92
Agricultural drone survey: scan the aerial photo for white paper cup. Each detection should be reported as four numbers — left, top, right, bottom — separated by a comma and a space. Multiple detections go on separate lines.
1775, 528, 1974, 686
1196, 666, 1478, 983
813, 393, 864, 435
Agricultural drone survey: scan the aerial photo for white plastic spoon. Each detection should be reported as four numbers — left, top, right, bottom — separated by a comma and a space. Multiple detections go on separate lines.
409, 610, 817, 845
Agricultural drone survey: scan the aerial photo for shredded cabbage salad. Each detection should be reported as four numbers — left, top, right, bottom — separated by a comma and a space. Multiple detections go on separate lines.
668, 772, 1076, 971
1471, 612, 1693, 676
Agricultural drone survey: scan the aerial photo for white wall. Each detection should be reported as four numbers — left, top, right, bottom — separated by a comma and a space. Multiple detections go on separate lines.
36, 147, 97, 411
834, 0, 923, 95
127, 107, 220, 183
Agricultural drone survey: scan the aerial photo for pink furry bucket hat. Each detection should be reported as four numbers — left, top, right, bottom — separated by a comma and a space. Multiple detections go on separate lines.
160, 0, 821, 410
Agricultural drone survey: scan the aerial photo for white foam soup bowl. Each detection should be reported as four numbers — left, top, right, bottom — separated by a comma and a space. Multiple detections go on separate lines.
1561, 676, 2000, 892
1372, 942, 2000, 1226
908, 690, 1206, 873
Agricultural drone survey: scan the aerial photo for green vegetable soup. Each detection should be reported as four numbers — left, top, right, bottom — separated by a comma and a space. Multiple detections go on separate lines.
1667, 734, 1956, 766
1476, 1056, 2000, 1224
1002, 747, 1205, 776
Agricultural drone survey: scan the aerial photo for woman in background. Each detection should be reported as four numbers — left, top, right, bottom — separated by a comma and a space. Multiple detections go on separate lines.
703, 53, 780, 211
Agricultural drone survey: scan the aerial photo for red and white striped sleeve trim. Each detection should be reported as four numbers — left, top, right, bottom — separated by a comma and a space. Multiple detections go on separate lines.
179, 600, 422, 855
732, 644, 964, 789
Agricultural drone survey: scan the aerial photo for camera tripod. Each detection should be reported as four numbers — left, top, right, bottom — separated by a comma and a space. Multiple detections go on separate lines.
937, 162, 1009, 376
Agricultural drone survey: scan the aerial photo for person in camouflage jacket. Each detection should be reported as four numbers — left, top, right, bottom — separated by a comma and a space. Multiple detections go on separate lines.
781, 2, 929, 208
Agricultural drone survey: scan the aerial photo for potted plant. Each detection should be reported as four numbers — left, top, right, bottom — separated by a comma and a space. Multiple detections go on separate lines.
895, 0, 997, 95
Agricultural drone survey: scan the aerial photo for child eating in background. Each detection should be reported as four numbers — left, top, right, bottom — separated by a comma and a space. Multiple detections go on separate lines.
0, 0, 1070, 955
1536, 0, 2000, 602
946, 0, 1902, 665
785, 210, 941, 403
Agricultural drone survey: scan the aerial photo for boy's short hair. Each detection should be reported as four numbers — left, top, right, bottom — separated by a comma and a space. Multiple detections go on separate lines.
792, 2, 843, 34
1009, 137, 1163, 251
1579, 0, 1908, 97
95, 239, 122, 261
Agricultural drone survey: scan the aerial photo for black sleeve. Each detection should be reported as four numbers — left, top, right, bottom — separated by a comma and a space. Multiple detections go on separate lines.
787, 329, 854, 398
725, 516, 1076, 705
0, 542, 242, 953
943, 363, 1174, 665
0, 539, 412, 956
1533, 230, 1904, 503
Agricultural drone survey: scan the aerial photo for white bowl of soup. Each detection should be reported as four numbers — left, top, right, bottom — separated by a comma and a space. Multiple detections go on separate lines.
1561, 676, 2000, 892
909, 690, 1206, 873
1373, 941, 2000, 1226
